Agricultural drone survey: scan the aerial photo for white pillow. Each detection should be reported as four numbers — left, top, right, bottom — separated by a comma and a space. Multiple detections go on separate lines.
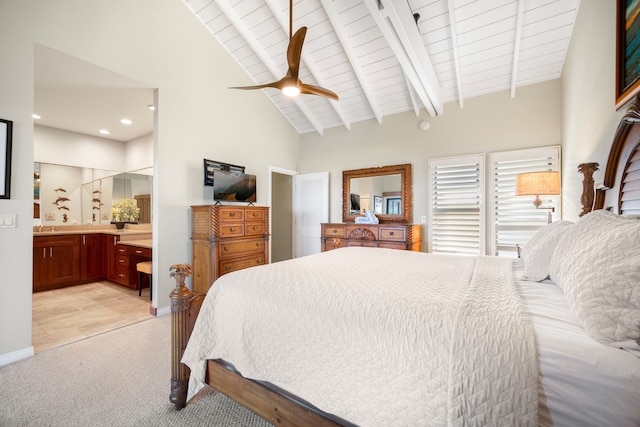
521, 220, 573, 281
549, 210, 640, 353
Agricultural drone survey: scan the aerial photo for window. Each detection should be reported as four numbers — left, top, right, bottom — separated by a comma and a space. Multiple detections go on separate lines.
428, 147, 560, 257
489, 147, 561, 256
428, 155, 485, 255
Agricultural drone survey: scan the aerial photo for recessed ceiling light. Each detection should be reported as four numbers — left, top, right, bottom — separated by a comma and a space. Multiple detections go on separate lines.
147, 105, 155, 111
33, 114, 41, 119
99, 129, 111, 135
120, 118, 132, 125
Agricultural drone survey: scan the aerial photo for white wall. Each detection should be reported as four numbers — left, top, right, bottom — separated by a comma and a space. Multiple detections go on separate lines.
125, 132, 154, 173
300, 79, 563, 234
34, 125, 126, 172
0, 0, 298, 363
561, 0, 626, 219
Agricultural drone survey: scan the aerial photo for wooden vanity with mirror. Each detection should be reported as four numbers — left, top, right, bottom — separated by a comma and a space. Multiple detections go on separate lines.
321, 163, 422, 252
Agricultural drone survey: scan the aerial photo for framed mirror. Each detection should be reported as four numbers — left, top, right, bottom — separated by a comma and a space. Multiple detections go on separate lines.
342, 164, 412, 223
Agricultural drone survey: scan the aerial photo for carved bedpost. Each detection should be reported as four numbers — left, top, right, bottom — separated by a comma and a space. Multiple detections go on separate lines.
578, 163, 599, 217
169, 264, 193, 410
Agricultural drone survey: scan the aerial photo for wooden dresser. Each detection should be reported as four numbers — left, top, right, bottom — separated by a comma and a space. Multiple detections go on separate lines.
191, 205, 270, 294
321, 223, 422, 252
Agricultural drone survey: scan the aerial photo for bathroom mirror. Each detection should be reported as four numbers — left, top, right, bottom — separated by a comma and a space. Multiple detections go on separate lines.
34, 162, 152, 225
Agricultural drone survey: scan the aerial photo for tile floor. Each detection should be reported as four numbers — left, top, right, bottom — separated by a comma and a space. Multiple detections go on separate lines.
32, 281, 154, 352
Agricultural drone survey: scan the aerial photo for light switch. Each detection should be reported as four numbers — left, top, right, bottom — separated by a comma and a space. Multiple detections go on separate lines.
0, 214, 16, 228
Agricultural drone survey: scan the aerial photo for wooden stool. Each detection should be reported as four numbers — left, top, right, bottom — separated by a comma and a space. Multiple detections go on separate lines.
136, 261, 152, 299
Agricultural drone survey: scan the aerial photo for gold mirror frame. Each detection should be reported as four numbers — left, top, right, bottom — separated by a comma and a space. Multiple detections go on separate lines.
342, 164, 412, 224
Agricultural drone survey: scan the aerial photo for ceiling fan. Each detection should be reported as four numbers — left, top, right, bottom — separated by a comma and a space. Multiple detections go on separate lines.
229, 0, 339, 101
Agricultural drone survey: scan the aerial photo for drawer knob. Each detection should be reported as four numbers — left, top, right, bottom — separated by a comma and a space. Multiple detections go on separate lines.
257, 259, 262, 264
252, 212, 258, 217
225, 266, 231, 271
229, 227, 235, 232
253, 226, 258, 231
332, 229, 337, 233
223, 246, 229, 251
256, 242, 261, 247
230, 212, 236, 217
389, 231, 395, 236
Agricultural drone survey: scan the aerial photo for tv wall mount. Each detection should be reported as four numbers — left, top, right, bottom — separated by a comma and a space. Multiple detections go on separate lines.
203, 159, 245, 186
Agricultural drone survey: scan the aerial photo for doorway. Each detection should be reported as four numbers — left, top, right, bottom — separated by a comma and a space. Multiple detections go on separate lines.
32, 45, 156, 352
270, 167, 295, 263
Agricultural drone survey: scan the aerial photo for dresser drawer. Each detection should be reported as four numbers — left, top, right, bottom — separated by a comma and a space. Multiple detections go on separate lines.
323, 238, 344, 251
377, 242, 407, 250
115, 265, 129, 284
220, 224, 245, 237
128, 246, 152, 258
219, 208, 245, 221
116, 254, 130, 267
219, 238, 265, 258
245, 222, 266, 236
347, 241, 377, 248
245, 208, 265, 222
219, 254, 265, 276
379, 227, 406, 241
324, 224, 346, 238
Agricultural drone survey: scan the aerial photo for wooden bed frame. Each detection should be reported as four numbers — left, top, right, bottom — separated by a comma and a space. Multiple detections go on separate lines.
168, 264, 343, 426
170, 95, 640, 425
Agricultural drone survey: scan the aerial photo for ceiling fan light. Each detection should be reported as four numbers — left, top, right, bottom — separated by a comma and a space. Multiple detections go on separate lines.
282, 85, 301, 97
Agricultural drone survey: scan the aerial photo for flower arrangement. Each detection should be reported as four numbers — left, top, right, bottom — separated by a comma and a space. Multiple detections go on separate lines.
110, 198, 140, 223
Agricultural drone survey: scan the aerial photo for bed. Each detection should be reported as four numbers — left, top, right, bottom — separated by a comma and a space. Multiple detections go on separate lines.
169, 97, 640, 426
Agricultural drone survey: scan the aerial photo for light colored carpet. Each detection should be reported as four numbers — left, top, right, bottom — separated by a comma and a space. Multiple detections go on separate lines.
0, 315, 273, 427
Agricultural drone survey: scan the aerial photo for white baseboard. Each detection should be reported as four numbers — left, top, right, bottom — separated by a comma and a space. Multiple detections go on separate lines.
156, 305, 171, 317
0, 346, 34, 366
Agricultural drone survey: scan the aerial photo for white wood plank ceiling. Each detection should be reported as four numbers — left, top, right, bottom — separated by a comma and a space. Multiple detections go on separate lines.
183, 0, 580, 135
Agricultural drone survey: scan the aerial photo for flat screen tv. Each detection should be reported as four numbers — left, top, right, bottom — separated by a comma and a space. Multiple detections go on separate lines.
213, 170, 257, 203
350, 193, 360, 213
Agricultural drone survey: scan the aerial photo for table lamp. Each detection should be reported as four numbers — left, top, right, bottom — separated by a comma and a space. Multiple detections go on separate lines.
515, 171, 561, 223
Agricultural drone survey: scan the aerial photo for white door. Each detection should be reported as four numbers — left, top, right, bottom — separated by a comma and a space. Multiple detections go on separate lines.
293, 172, 329, 258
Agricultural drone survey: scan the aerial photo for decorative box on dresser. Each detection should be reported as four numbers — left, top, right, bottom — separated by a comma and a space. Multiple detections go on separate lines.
191, 205, 270, 294
321, 223, 422, 252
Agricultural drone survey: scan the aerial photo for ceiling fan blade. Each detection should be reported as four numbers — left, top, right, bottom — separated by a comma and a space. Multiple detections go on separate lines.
229, 81, 283, 91
300, 83, 339, 101
287, 27, 307, 77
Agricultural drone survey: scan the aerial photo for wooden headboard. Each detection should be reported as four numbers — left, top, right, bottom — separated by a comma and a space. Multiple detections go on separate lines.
580, 94, 640, 215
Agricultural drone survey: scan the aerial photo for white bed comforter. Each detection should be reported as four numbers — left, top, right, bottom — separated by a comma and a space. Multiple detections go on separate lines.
182, 247, 538, 426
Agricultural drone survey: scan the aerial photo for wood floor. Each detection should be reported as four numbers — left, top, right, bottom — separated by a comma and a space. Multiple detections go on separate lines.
32, 281, 154, 352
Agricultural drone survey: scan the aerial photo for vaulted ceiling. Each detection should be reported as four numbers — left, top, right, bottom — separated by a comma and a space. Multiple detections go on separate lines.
183, 0, 580, 135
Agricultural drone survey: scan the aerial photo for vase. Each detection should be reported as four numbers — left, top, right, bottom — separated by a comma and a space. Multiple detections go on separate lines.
115, 222, 125, 230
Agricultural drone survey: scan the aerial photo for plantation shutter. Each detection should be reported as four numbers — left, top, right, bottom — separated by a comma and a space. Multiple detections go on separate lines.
428, 155, 485, 255
489, 146, 561, 257
621, 143, 640, 215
